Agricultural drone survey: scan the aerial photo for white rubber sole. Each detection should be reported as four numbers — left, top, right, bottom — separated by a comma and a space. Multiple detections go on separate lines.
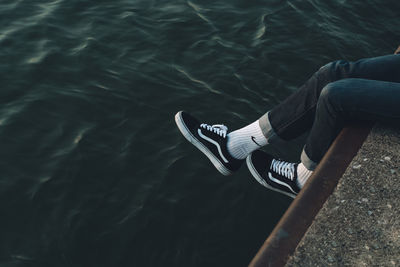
175, 112, 232, 176
246, 154, 296, 199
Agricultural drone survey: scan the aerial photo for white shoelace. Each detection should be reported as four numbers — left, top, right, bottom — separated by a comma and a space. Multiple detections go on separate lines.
200, 123, 228, 138
270, 159, 296, 181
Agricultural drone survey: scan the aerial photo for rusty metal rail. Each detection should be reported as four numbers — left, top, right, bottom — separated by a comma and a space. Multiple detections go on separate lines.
248, 123, 373, 267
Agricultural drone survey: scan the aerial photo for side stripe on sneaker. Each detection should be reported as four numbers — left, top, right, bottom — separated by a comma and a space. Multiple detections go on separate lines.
198, 129, 229, 163
268, 172, 297, 194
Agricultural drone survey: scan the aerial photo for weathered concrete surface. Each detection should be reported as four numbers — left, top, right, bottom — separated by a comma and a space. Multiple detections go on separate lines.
286, 125, 400, 267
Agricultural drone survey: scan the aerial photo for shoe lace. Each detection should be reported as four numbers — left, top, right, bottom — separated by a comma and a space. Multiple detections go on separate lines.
200, 123, 228, 138
270, 159, 296, 181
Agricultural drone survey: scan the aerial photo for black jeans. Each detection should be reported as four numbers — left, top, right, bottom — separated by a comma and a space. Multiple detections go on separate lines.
258, 54, 400, 170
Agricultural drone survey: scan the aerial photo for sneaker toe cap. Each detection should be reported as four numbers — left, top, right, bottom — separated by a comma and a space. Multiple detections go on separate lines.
249, 150, 273, 174
177, 111, 200, 129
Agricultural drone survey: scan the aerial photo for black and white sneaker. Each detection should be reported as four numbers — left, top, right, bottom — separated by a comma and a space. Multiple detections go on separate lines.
246, 150, 300, 198
175, 111, 243, 175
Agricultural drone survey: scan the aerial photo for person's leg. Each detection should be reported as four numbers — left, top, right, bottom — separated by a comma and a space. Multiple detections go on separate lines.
247, 78, 400, 198
175, 55, 400, 177
302, 78, 400, 170
259, 54, 400, 143
203, 54, 400, 162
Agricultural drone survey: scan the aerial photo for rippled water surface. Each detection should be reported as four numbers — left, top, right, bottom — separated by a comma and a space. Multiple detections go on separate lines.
0, 0, 399, 266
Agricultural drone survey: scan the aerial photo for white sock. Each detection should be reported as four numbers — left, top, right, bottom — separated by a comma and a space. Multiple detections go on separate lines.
227, 120, 268, 160
296, 163, 313, 188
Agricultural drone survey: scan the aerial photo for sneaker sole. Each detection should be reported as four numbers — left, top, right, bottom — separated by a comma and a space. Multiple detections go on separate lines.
246, 154, 296, 199
175, 112, 232, 176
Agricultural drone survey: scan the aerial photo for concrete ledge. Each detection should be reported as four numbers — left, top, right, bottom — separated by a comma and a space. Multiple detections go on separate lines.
248, 122, 373, 267
286, 125, 400, 266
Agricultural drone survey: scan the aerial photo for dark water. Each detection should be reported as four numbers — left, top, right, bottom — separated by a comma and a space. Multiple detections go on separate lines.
0, 0, 399, 266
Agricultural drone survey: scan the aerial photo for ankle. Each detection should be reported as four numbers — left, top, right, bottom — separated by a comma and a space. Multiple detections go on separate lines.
296, 163, 313, 188
226, 120, 268, 159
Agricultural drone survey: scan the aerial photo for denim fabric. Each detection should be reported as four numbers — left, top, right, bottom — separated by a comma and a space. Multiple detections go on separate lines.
259, 54, 400, 170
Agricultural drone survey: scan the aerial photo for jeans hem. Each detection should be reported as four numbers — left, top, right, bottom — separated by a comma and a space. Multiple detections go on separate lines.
259, 112, 285, 144
301, 149, 318, 171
